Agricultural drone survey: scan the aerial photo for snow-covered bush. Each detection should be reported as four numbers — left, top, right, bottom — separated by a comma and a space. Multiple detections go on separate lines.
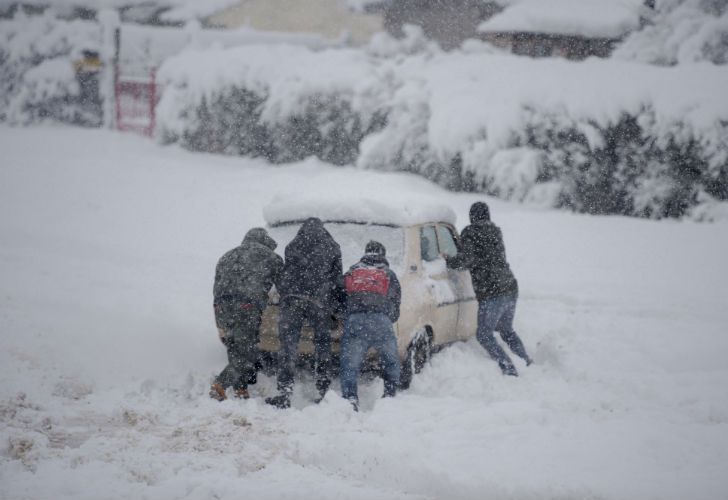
157, 41, 728, 219
359, 52, 728, 218
156, 44, 387, 165
0, 12, 101, 125
519, 112, 727, 218
614, 0, 728, 65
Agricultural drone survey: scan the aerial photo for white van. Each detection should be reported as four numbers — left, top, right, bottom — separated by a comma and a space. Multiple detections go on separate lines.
256, 198, 478, 387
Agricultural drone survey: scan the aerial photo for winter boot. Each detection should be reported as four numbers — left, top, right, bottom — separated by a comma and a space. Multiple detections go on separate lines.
383, 380, 397, 399
500, 362, 518, 377
315, 377, 331, 401
209, 382, 227, 401
346, 397, 359, 412
265, 393, 291, 409
234, 387, 250, 399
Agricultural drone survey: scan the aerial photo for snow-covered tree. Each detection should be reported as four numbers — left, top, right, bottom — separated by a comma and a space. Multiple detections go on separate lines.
0, 11, 101, 125
614, 0, 728, 65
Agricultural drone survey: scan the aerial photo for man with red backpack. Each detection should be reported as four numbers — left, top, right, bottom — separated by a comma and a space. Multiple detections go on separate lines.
340, 240, 402, 411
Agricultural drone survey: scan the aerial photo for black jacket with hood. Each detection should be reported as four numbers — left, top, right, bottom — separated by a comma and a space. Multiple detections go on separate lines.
446, 204, 518, 301
213, 227, 284, 311
278, 218, 343, 310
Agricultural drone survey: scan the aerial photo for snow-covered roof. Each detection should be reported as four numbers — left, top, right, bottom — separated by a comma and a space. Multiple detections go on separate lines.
118, 23, 336, 74
1, 0, 385, 22
478, 0, 644, 39
263, 195, 456, 227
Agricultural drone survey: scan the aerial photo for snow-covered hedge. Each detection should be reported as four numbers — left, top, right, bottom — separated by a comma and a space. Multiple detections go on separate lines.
367, 50, 728, 218
157, 44, 387, 165
0, 12, 102, 126
157, 35, 728, 219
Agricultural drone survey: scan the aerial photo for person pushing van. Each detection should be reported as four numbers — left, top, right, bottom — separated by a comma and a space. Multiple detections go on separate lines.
446, 201, 532, 376
340, 240, 402, 411
266, 217, 343, 409
210, 227, 283, 401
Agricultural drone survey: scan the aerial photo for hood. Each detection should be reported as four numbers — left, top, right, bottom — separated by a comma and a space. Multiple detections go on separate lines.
292, 217, 333, 246
469, 201, 491, 223
242, 227, 277, 250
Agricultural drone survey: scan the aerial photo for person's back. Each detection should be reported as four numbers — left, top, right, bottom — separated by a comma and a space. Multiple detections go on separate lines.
456, 219, 518, 301
344, 250, 401, 322
214, 227, 284, 310
278, 217, 342, 307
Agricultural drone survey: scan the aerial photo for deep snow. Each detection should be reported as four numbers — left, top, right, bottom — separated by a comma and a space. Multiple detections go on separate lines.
1, 126, 727, 500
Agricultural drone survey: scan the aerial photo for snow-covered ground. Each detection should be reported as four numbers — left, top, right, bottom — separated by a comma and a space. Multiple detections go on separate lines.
1, 125, 727, 500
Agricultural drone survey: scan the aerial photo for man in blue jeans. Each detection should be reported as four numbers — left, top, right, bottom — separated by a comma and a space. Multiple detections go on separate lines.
340, 241, 402, 411
446, 201, 532, 376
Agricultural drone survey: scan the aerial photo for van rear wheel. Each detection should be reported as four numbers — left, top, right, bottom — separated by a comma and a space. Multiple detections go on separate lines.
400, 327, 433, 390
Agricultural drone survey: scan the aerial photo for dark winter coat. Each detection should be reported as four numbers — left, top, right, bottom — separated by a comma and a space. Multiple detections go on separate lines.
344, 253, 401, 323
446, 221, 518, 301
278, 218, 343, 310
213, 228, 284, 311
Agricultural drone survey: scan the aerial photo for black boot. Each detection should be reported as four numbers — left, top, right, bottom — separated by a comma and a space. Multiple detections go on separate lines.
383, 380, 397, 398
265, 393, 291, 409
315, 377, 330, 401
500, 361, 518, 377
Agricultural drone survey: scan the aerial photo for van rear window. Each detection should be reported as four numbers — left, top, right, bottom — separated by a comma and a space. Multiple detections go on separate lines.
269, 222, 405, 273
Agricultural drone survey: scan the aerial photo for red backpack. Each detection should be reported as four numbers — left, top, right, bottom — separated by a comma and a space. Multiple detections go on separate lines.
344, 267, 390, 296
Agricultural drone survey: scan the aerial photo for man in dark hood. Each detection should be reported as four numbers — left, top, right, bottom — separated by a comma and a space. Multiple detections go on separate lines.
266, 217, 343, 409
446, 202, 532, 376
211, 227, 283, 401
339, 240, 401, 411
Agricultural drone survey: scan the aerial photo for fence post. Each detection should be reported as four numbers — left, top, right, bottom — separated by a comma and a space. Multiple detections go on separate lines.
148, 68, 157, 138
99, 9, 120, 129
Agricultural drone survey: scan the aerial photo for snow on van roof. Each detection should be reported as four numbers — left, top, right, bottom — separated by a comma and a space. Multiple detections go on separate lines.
262, 195, 456, 227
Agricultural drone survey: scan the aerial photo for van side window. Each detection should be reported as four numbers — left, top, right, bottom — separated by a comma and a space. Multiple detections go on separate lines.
437, 225, 458, 258
420, 226, 439, 262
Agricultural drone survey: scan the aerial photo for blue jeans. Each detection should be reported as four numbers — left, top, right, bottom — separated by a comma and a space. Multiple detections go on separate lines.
477, 293, 530, 375
340, 313, 401, 402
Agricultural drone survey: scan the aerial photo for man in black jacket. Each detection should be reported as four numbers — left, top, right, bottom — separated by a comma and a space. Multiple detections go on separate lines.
340, 241, 401, 411
266, 218, 343, 409
211, 227, 284, 400
447, 202, 532, 376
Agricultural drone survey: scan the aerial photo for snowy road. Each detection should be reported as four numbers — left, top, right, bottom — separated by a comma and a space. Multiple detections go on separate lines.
1, 126, 727, 500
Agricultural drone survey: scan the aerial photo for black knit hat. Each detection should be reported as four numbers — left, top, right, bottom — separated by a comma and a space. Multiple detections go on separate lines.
365, 240, 386, 257
469, 201, 490, 223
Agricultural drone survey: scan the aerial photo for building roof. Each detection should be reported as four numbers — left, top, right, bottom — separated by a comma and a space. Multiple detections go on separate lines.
479, 0, 644, 39
0, 0, 240, 23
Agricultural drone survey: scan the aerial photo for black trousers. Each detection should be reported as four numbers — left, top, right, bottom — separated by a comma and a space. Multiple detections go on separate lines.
276, 296, 332, 396
215, 302, 261, 391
